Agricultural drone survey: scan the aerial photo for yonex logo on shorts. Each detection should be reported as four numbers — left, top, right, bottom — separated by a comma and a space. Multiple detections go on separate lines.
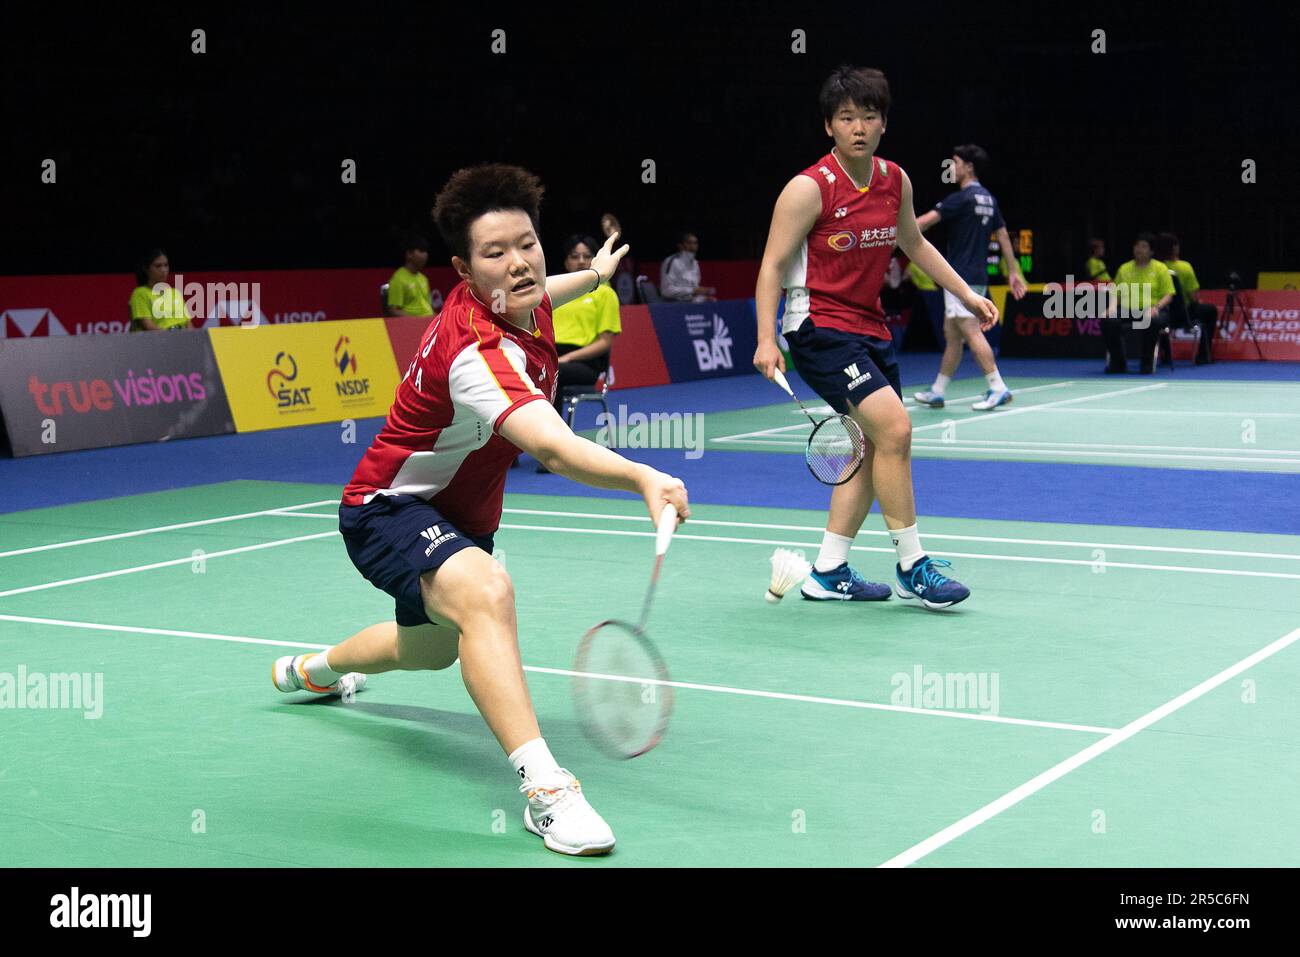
844, 364, 872, 390
420, 524, 458, 556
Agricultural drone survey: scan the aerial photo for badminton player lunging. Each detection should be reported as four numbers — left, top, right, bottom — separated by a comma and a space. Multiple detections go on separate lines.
753, 66, 984, 609
271, 164, 689, 856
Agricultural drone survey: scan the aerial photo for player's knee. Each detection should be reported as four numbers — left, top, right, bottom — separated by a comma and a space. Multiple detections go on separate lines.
471, 561, 515, 620
875, 418, 910, 457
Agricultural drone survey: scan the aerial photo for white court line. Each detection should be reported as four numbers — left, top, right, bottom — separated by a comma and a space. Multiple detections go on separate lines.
0, 499, 337, 560
490, 525, 1300, 580
878, 624, 1300, 868
0, 613, 1116, 735
1032, 408, 1300, 418
909, 383, 1169, 434
713, 383, 1167, 444
202, 506, 1300, 564
909, 446, 1300, 466
0, 531, 339, 599
902, 380, 1079, 408
713, 382, 1084, 444
5, 519, 1296, 602
908, 438, 1300, 454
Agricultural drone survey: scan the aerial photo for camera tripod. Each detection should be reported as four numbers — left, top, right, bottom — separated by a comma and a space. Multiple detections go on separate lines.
1222, 285, 1265, 361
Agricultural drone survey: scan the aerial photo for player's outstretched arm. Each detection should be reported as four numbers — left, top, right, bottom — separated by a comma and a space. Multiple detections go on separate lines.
546, 232, 630, 309
753, 176, 821, 379
895, 169, 999, 330
499, 399, 689, 526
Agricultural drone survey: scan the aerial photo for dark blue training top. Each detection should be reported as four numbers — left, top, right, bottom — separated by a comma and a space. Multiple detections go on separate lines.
935, 182, 1005, 284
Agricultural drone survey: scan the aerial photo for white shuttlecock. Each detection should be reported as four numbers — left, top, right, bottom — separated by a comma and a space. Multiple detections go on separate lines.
766, 548, 811, 603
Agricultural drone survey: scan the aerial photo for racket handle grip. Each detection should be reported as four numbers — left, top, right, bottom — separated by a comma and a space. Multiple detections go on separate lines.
655, 503, 678, 556
772, 368, 794, 397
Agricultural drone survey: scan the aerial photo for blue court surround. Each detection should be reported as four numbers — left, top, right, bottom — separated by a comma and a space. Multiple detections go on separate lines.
2, 357, 1296, 535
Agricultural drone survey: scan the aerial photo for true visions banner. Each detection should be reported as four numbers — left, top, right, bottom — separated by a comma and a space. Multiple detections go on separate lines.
0, 328, 235, 456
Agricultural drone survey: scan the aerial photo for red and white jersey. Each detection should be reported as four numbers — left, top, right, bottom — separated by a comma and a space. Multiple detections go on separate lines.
342, 281, 559, 537
781, 150, 904, 340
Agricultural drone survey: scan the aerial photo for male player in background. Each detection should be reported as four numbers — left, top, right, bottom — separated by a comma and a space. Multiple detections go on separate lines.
753, 65, 982, 610
271, 164, 689, 857
913, 144, 1027, 410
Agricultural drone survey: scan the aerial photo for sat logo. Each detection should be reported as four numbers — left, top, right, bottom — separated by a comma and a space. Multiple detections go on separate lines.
266, 352, 313, 408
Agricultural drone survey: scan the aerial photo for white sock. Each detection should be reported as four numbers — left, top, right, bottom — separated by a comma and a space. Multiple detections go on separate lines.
931, 373, 951, 396
814, 530, 854, 572
890, 524, 925, 571
985, 370, 1007, 393
303, 651, 343, 686
509, 737, 560, 784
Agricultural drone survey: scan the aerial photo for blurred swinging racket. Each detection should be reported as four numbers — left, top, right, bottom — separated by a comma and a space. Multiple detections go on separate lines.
572, 504, 678, 759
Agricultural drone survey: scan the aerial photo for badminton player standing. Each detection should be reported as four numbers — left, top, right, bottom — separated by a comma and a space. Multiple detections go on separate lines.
272, 164, 689, 856
753, 66, 984, 609
912, 144, 1027, 410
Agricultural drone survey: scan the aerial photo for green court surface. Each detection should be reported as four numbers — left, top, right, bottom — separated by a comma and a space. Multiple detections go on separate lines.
671, 377, 1300, 472
2, 480, 1298, 866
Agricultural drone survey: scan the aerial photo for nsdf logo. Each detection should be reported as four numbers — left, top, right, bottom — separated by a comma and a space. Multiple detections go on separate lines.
333, 335, 372, 402
266, 351, 314, 410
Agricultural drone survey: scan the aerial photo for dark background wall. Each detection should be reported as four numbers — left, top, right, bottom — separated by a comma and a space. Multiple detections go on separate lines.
2, 1, 1295, 285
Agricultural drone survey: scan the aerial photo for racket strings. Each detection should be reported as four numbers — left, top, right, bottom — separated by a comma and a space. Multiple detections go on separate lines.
807, 416, 866, 484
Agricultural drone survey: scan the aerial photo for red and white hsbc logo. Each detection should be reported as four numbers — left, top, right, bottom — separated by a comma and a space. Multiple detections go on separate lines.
2, 308, 67, 338
1, 309, 132, 337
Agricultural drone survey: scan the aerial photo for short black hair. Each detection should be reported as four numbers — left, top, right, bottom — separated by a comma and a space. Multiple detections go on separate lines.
677, 231, 697, 246
1154, 232, 1180, 259
953, 144, 990, 174
431, 163, 545, 261
134, 247, 168, 287
819, 66, 891, 123
562, 234, 598, 260
403, 234, 429, 254
1135, 232, 1157, 249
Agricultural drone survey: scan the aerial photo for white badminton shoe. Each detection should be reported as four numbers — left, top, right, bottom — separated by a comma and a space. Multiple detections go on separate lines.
272, 653, 367, 700
520, 769, 616, 856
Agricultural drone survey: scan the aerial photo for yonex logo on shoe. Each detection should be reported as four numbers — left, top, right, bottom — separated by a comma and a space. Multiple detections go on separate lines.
540, 816, 554, 829
844, 363, 872, 390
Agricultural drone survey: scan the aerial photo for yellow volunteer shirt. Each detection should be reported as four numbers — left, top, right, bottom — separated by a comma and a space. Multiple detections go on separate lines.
1164, 259, 1200, 305
907, 262, 938, 291
552, 282, 622, 347
129, 285, 192, 331
1113, 259, 1174, 313
387, 267, 433, 316
1086, 256, 1112, 282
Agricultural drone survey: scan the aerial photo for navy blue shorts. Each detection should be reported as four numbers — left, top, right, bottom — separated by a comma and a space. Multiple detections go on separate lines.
785, 321, 902, 414
339, 495, 494, 627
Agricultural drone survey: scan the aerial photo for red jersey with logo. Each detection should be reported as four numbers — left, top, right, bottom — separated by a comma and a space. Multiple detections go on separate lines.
781, 150, 904, 340
342, 281, 558, 536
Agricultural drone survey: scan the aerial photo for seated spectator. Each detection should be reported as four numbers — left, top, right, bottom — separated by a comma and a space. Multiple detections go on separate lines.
1101, 232, 1174, 374
660, 231, 717, 302
129, 248, 192, 331
1085, 238, 1112, 282
553, 234, 620, 394
537, 234, 622, 472
601, 212, 636, 305
385, 235, 435, 317
1155, 232, 1216, 365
